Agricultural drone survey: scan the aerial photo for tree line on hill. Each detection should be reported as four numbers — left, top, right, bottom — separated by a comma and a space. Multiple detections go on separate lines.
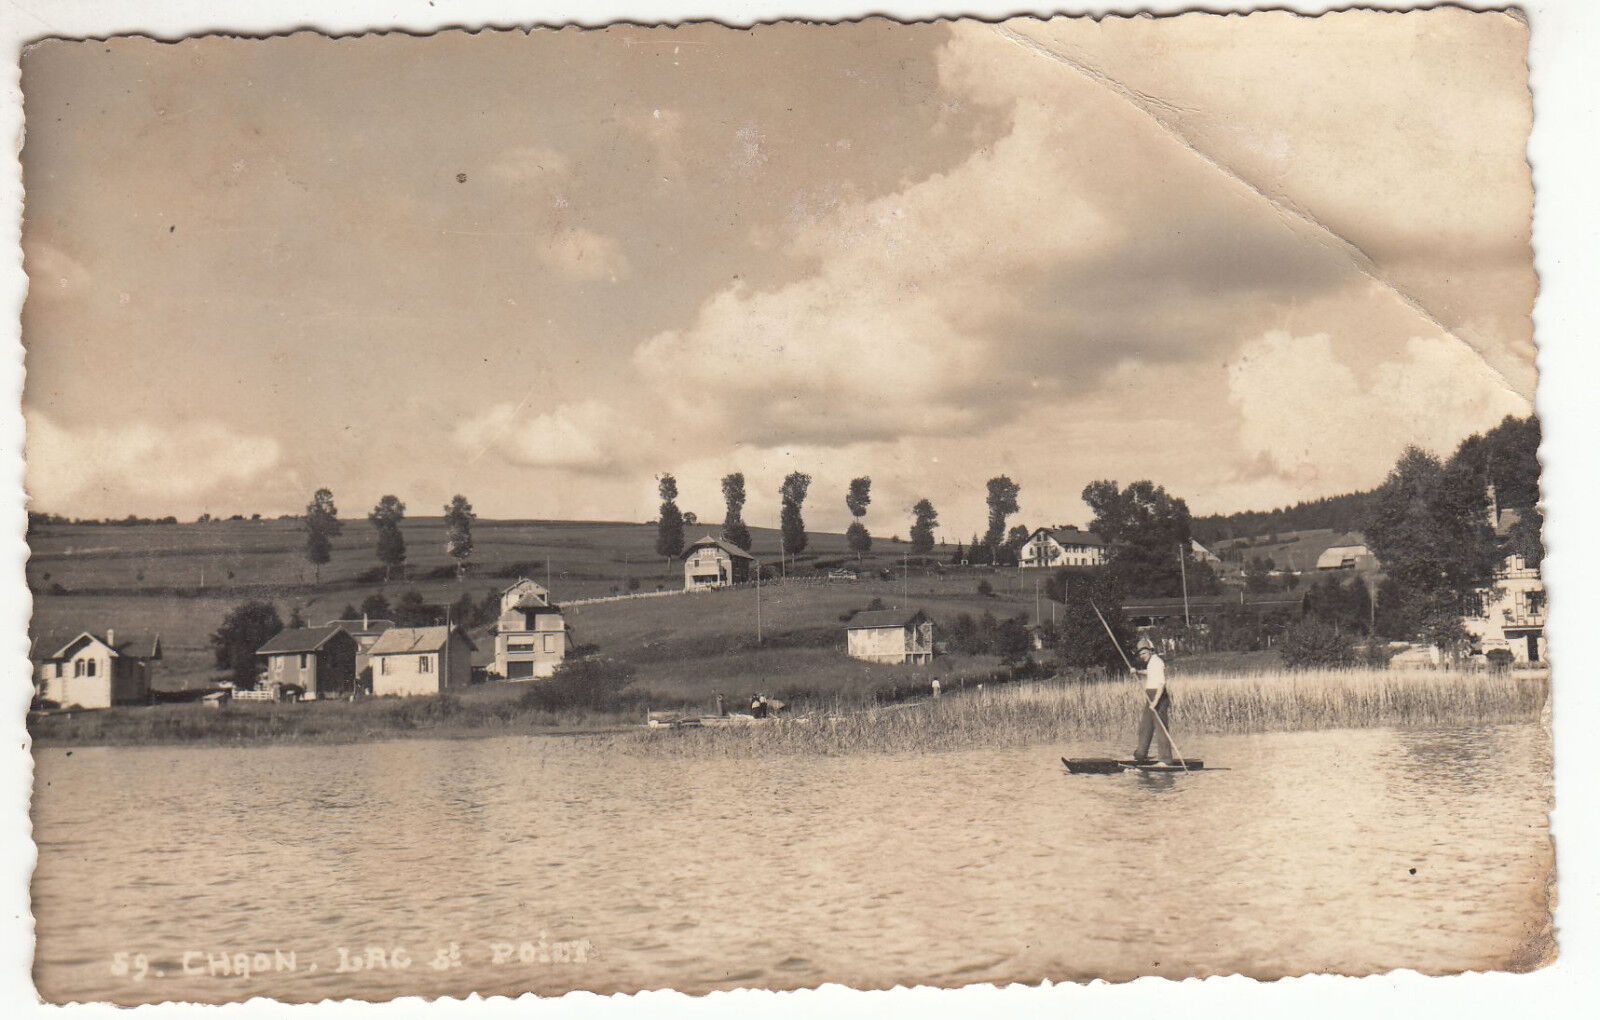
300, 489, 478, 585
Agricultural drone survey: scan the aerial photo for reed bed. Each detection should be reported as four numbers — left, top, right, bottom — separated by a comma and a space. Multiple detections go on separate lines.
604, 668, 1550, 758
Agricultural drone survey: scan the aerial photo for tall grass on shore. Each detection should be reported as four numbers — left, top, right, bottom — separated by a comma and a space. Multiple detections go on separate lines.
606, 668, 1550, 758
27, 692, 639, 747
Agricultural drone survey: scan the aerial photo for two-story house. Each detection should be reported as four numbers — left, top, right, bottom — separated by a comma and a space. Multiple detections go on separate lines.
493, 578, 571, 680
1019, 526, 1107, 569
1465, 502, 1545, 665
682, 535, 755, 590
32, 629, 161, 709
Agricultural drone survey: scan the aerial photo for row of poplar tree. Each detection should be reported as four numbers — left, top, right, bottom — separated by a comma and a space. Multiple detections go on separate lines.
301, 489, 477, 583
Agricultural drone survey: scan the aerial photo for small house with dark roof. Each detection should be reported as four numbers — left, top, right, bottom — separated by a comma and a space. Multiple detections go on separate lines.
256, 625, 359, 700
320, 615, 395, 677
845, 609, 934, 665
682, 534, 756, 590
1019, 526, 1108, 569
32, 629, 161, 709
368, 625, 476, 697
494, 578, 570, 679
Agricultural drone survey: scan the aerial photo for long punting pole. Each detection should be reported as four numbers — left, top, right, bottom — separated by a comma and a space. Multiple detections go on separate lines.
1090, 601, 1189, 772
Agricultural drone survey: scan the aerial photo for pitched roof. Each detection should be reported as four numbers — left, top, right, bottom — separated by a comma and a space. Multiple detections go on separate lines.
257, 625, 350, 656
846, 609, 931, 631
682, 534, 755, 561
1051, 527, 1105, 547
322, 618, 395, 635
368, 625, 476, 656
33, 630, 161, 662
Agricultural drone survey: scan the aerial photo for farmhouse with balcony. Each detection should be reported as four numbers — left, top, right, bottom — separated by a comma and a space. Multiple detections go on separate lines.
1019, 526, 1107, 569
368, 625, 476, 697
845, 609, 935, 664
682, 535, 755, 590
493, 578, 571, 679
32, 629, 161, 709
256, 625, 359, 700
1465, 505, 1545, 664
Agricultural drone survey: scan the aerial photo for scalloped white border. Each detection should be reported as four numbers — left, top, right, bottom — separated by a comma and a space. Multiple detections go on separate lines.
2, 3, 1594, 1017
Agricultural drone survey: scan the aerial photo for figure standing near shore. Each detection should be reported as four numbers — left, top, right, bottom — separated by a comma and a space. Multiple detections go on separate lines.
1131, 636, 1173, 764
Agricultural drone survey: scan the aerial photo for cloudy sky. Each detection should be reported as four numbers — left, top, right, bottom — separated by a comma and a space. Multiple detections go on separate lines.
21, 11, 1534, 536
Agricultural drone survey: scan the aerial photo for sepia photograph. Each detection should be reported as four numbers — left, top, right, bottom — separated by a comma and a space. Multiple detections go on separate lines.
9, 4, 1575, 1008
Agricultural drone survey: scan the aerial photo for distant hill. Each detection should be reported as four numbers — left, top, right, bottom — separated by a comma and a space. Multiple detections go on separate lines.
1191, 490, 1379, 546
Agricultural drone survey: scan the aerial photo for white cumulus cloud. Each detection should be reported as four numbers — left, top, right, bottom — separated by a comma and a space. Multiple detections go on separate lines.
455, 400, 630, 472
26, 412, 282, 515
1227, 330, 1531, 493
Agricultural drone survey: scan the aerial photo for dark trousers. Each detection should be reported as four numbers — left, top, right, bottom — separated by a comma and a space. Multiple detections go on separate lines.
1134, 689, 1173, 761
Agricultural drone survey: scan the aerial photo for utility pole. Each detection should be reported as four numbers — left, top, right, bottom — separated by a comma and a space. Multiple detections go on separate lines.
1178, 542, 1191, 628
1034, 576, 1041, 627
756, 563, 763, 644
902, 550, 909, 608
546, 557, 551, 592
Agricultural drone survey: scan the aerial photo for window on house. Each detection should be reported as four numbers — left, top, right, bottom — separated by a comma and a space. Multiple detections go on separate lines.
380, 657, 389, 675
419, 655, 432, 674
54, 662, 63, 678
299, 653, 308, 669
86, 659, 96, 677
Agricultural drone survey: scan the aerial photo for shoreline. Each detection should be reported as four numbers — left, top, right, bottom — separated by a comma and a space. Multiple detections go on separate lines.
27, 668, 1549, 753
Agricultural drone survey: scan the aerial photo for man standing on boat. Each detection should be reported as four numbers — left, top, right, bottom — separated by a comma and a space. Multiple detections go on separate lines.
1131, 636, 1173, 764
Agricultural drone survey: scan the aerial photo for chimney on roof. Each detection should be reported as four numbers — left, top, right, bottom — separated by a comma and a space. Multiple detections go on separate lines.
106, 628, 115, 647
363, 612, 369, 630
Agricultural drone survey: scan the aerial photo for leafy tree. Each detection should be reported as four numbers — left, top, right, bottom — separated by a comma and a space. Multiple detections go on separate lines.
1362, 446, 1500, 650
683, 511, 699, 526
997, 523, 1030, 567
210, 600, 283, 685
967, 532, 993, 566
779, 471, 812, 557
443, 494, 476, 576
393, 589, 434, 627
909, 498, 939, 555
983, 476, 1021, 555
655, 474, 685, 561
1507, 506, 1544, 569
1046, 570, 1135, 671
845, 476, 872, 558
1082, 479, 1196, 598
1245, 556, 1273, 594
339, 603, 360, 620
368, 495, 408, 582
287, 606, 307, 629
359, 593, 392, 620
949, 541, 966, 565
1280, 618, 1360, 669
721, 472, 752, 551
303, 488, 343, 584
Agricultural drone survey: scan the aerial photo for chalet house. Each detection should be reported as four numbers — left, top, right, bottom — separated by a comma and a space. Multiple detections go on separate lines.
846, 609, 935, 665
494, 578, 571, 679
1315, 534, 1376, 571
368, 625, 476, 697
320, 615, 395, 678
1019, 526, 1107, 569
682, 535, 755, 590
33, 629, 161, 709
256, 626, 359, 700
1465, 504, 1545, 664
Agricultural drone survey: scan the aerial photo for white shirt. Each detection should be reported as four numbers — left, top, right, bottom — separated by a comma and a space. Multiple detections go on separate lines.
1141, 653, 1166, 694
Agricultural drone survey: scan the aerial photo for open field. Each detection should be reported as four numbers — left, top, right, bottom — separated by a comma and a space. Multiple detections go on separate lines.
608, 668, 1551, 757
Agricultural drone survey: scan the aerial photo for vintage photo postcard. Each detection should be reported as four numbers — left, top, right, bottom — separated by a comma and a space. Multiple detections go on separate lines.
18, 9, 1550, 1005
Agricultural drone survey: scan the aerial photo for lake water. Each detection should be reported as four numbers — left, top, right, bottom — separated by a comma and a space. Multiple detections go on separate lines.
32, 725, 1552, 1003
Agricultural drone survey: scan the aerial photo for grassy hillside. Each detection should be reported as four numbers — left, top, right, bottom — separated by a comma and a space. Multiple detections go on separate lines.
27, 516, 1031, 692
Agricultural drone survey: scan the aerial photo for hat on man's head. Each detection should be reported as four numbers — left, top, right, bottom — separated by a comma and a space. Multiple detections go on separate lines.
1135, 635, 1156, 652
